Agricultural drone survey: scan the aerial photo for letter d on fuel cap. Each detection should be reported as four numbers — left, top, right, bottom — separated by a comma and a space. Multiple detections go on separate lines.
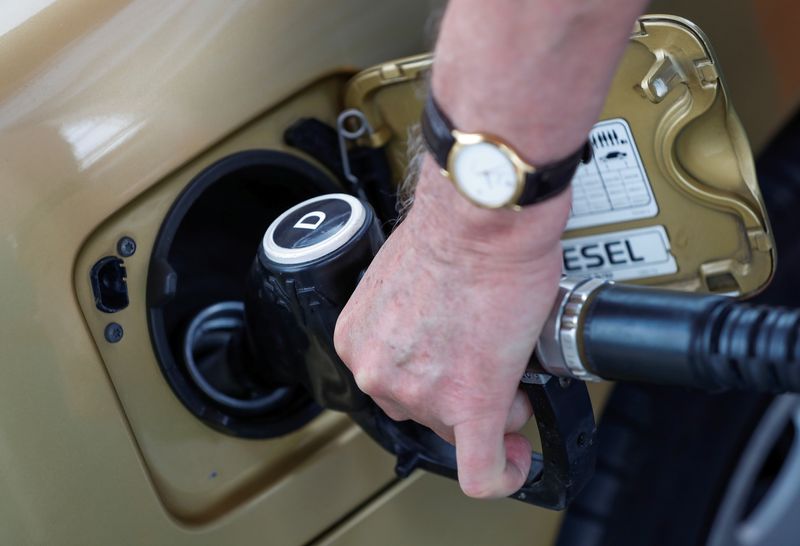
293, 211, 326, 230
262, 193, 367, 265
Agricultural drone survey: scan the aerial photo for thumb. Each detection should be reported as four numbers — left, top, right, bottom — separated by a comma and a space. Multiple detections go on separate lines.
453, 415, 532, 498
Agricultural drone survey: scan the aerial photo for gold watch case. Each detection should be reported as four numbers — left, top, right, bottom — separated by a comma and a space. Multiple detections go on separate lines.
445, 130, 536, 210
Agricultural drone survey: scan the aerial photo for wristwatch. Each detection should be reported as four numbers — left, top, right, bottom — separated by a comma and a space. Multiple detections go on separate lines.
421, 93, 592, 209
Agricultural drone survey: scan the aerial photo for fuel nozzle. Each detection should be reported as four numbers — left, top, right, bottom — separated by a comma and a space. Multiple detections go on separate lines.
243, 193, 384, 411
221, 193, 597, 511
179, 193, 382, 422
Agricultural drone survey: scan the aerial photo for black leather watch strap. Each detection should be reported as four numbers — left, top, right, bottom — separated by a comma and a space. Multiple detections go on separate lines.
421, 93, 592, 206
421, 93, 457, 168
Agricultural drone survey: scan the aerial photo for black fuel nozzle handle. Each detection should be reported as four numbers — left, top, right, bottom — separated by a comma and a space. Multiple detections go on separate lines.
536, 277, 800, 393
243, 193, 597, 511
244, 193, 379, 412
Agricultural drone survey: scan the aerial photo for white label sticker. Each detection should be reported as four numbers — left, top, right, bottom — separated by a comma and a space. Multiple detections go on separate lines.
567, 118, 658, 230
561, 225, 677, 281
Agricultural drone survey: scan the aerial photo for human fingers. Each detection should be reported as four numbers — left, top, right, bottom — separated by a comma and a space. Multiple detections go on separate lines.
428, 422, 456, 445
505, 388, 533, 432
453, 415, 532, 498
372, 395, 410, 422
373, 398, 456, 445
381, 403, 457, 445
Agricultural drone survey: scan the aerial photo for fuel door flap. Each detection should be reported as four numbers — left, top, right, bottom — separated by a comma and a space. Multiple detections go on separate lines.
342, 14, 775, 297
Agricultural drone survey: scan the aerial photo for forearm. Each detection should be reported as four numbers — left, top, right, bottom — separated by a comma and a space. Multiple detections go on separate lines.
434, 0, 648, 162
412, 0, 649, 254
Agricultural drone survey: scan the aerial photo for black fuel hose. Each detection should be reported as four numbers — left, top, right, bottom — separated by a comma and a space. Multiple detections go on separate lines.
576, 283, 800, 392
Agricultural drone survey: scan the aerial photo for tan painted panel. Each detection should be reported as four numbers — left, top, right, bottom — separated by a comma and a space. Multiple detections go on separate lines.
319, 473, 557, 546
74, 75, 399, 525
0, 1, 442, 543
2, 0, 798, 545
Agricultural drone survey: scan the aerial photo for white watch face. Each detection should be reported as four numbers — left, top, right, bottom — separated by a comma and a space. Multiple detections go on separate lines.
451, 141, 518, 207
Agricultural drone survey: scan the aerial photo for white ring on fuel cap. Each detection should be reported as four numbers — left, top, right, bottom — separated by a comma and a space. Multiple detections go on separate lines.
262, 193, 366, 265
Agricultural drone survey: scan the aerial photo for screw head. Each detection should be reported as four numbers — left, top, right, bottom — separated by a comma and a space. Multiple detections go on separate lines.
558, 377, 573, 389
104, 322, 124, 343
117, 236, 137, 258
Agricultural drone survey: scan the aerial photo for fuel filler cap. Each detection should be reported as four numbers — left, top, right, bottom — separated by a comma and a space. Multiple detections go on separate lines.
262, 193, 367, 265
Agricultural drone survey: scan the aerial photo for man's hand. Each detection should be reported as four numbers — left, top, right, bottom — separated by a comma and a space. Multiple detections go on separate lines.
336, 0, 646, 498
335, 157, 572, 497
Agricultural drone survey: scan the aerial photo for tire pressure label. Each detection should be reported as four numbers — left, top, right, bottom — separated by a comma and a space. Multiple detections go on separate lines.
566, 118, 658, 230
561, 225, 678, 281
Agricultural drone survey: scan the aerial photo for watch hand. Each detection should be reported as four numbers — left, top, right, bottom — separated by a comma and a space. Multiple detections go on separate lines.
479, 168, 501, 187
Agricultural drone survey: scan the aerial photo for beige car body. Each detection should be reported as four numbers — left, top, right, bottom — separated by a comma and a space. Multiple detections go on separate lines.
1, 1, 798, 544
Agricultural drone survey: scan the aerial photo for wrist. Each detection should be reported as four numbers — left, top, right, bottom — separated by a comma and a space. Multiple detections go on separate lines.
431, 0, 648, 165
407, 155, 570, 262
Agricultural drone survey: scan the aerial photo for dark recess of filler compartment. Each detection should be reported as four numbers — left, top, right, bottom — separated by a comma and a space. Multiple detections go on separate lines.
147, 150, 340, 438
